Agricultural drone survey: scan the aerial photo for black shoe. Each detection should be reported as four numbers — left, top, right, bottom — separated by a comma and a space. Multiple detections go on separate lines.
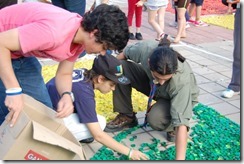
129, 33, 136, 40
167, 131, 176, 142
143, 4, 147, 11
104, 113, 138, 132
135, 32, 143, 40
79, 137, 94, 143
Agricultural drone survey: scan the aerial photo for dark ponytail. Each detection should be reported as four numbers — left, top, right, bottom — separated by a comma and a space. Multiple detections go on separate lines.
157, 34, 186, 63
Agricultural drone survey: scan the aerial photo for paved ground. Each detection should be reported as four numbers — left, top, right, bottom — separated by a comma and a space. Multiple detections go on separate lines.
38, 1, 240, 160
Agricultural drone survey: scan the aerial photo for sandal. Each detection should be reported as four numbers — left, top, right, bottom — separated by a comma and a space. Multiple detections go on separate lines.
155, 32, 165, 41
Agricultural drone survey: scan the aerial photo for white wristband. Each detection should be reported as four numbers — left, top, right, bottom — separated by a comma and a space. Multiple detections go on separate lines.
6, 87, 22, 96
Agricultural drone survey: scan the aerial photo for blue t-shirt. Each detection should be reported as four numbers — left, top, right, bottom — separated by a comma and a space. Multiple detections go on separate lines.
46, 69, 98, 123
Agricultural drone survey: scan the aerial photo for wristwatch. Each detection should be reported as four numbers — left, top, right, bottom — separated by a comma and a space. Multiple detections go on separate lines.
61, 91, 75, 102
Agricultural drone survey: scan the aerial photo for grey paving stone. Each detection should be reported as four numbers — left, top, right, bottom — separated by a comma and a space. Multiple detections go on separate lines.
82, 144, 95, 159
198, 82, 226, 92
193, 59, 219, 66
192, 66, 215, 75
187, 55, 206, 62
86, 141, 104, 154
195, 75, 211, 84
202, 72, 230, 82
198, 93, 224, 105
228, 99, 241, 108
209, 102, 240, 115
208, 64, 232, 73
187, 60, 203, 69
148, 130, 169, 143
199, 88, 207, 95
225, 113, 240, 125
176, 50, 196, 58
219, 70, 232, 78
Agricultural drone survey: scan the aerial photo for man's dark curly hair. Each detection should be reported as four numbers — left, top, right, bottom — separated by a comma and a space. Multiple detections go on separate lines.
81, 4, 129, 52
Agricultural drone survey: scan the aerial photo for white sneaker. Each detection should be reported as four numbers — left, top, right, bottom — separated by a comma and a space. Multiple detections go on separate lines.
185, 22, 191, 29
221, 89, 240, 98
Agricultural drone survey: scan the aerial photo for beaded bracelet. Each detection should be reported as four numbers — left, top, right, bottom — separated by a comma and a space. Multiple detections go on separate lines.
5, 87, 22, 96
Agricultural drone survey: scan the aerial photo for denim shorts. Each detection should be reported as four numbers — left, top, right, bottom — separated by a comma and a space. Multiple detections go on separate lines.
190, 0, 204, 6
147, 5, 167, 10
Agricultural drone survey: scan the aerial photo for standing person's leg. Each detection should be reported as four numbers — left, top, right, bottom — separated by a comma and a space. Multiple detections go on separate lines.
169, 1, 178, 27
229, 7, 241, 91
64, 0, 86, 16
174, 8, 186, 43
188, 0, 196, 22
193, 0, 208, 26
157, 6, 166, 36
52, 0, 86, 16
222, 7, 240, 98
52, 0, 66, 9
0, 57, 53, 125
105, 61, 151, 132
148, 8, 164, 40
195, 1, 202, 22
15, 57, 53, 108
147, 6, 163, 39
170, 7, 190, 28
174, 0, 190, 43
0, 81, 9, 125
128, 0, 136, 40
185, 10, 191, 28
135, 0, 143, 40
175, 7, 178, 22
185, 10, 190, 21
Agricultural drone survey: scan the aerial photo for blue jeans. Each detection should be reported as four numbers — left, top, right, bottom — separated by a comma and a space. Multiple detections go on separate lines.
0, 57, 53, 125
52, 0, 86, 16
228, 7, 240, 92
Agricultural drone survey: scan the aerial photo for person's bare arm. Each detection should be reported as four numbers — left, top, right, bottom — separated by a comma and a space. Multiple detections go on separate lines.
55, 60, 75, 118
175, 125, 188, 160
0, 28, 25, 127
87, 123, 148, 160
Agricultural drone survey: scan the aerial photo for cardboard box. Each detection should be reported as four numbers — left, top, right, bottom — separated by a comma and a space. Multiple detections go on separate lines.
0, 94, 86, 160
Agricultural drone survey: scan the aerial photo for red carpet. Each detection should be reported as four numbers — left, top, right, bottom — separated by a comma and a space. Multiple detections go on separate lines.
166, 0, 229, 15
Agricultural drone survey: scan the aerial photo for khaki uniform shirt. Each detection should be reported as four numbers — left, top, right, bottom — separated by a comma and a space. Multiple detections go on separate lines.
124, 40, 199, 128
